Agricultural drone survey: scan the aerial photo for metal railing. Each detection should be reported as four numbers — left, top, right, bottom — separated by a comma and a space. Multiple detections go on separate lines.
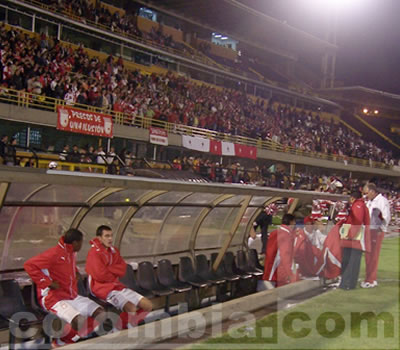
0, 87, 392, 170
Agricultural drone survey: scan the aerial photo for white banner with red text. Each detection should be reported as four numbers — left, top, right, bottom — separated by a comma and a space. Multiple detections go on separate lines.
149, 127, 168, 146
57, 106, 113, 138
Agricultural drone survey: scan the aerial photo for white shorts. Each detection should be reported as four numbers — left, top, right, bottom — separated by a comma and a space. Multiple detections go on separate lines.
106, 288, 143, 310
51, 295, 101, 324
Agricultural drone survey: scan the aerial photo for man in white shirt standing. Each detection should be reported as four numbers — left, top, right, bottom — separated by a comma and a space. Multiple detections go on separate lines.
361, 183, 391, 288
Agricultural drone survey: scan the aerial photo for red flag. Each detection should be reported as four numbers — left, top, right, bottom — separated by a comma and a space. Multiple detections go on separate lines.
234, 144, 257, 159
210, 140, 222, 155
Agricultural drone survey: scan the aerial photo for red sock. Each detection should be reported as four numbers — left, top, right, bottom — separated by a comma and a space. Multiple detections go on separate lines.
130, 308, 149, 326
78, 317, 99, 338
116, 312, 129, 330
60, 323, 80, 344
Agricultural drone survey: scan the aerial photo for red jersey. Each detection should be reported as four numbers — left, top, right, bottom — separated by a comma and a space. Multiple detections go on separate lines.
85, 238, 127, 300
340, 198, 371, 252
294, 229, 321, 277
24, 237, 79, 310
263, 225, 297, 286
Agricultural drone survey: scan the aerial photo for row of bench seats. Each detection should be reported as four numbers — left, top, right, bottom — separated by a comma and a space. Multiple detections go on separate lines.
0, 250, 264, 348
123, 250, 263, 302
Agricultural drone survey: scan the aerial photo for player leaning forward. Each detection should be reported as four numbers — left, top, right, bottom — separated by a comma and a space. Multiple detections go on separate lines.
86, 225, 152, 328
24, 229, 107, 346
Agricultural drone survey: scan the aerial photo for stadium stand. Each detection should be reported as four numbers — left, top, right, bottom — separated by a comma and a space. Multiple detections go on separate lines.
0, 23, 397, 168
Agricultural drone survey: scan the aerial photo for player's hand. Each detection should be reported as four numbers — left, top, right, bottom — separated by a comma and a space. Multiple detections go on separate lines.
49, 281, 60, 289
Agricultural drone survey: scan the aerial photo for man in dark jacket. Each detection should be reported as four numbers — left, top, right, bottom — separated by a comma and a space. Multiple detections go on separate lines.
254, 203, 276, 254
339, 191, 370, 290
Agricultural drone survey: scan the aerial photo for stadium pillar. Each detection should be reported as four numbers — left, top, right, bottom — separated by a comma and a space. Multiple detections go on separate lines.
26, 127, 31, 148
32, 14, 35, 33
212, 196, 252, 271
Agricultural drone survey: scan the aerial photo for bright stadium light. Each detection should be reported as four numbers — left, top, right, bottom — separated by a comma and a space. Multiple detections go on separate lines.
374, 110, 379, 115
363, 108, 368, 114
304, 0, 364, 11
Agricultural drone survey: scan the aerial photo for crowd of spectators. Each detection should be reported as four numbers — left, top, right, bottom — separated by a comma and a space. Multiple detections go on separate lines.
40, 0, 189, 54
57, 144, 141, 175
0, 24, 397, 166
1, 132, 398, 195
170, 155, 398, 194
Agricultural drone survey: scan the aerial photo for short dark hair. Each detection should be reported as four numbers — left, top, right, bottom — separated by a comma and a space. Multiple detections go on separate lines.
282, 213, 296, 226
96, 225, 112, 237
366, 182, 378, 193
64, 228, 83, 244
350, 190, 362, 199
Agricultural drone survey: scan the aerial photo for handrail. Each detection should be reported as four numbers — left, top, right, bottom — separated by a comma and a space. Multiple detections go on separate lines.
0, 87, 392, 170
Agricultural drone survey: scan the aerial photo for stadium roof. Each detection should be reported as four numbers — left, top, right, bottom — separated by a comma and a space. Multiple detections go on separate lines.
135, 0, 338, 60
320, 86, 400, 113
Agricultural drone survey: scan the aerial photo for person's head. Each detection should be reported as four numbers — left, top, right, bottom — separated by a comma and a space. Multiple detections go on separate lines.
96, 225, 113, 248
282, 213, 296, 229
63, 228, 83, 252
349, 190, 362, 204
303, 215, 314, 230
365, 183, 378, 201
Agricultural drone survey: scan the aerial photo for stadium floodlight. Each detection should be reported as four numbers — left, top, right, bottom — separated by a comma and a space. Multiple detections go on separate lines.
363, 108, 368, 114
374, 110, 379, 115
304, 0, 364, 11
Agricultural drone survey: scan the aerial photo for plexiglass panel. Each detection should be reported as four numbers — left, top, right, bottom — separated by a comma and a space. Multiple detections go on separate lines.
231, 207, 257, 246
154, 206, 204, 254
0, 207, 18, 269
1, 206, 78, 270
249, 196, 271, 206
219, 195, 245, 205
98, 189, 150, 203
29, 185, 99, 203
181, 193, 220, 204
148, 192, 191, 204
120, 206, 170, 258
76, 206, 132, 262
195, 208, 239, 249
6, 183, 45, 201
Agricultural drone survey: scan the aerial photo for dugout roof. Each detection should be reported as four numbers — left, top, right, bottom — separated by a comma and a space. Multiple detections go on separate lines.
0, 166, 346, 277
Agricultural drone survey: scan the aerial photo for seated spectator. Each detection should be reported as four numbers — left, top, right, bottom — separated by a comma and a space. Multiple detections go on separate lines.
68, 145, 81, 163
59, 144, 70, 161
96, 146, 106, 164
